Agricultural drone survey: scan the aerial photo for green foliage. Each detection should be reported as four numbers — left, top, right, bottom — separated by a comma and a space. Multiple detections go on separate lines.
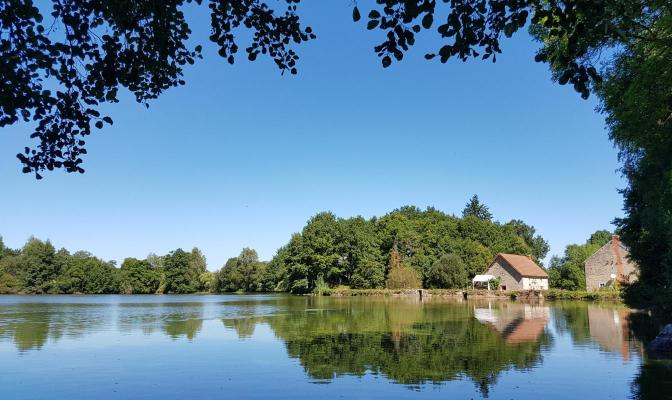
426, 253, 467, 289
548, 230, 612, 290
19, 237, 59, 293
119, 258, 161, 294
214, 248, 271, 292
199, 272, 216, 293
163, 249, 199, 294
54, 251, 118, 294
263, 298, 551, 397
8, 0, 644, 177
385, 247, 421, 289
0, 235, 214, 294
312, 275, 331, 296
623, 282, 672, 312
530, 3, 672, 291
0, 272, 20, 294
543, 289, 623, 302
600, 17, 672, 289
462, 195, 493, 221
270, 202, 548, 292
488, 277, 501, 291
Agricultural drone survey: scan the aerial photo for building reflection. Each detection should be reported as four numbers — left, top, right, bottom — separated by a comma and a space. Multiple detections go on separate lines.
474, 302, 550, 344
587, 306, 640, 361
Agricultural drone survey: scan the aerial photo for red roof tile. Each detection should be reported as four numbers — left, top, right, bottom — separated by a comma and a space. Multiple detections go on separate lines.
497, 253, 548, 278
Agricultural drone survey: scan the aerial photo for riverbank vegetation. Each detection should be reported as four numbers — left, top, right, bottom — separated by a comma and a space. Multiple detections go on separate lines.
0, 198, 550, 295
546, 230, 614, 291
0, 236, 213, 295
0, 198, 658, 305
267, 198, 549, 294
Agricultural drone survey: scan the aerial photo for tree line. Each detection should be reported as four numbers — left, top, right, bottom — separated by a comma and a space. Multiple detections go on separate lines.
2, 0, 669, 302
0, 237, 214, 295
1, 196, 551, 295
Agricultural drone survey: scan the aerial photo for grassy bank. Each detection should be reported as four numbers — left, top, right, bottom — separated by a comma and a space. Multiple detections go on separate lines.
527, 289, 622, 302
322, 287, 624, 302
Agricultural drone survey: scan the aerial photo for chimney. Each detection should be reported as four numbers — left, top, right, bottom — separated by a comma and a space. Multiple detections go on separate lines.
612, 235, 625, 281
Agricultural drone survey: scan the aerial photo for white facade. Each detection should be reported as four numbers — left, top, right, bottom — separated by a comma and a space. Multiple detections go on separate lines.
522, 277, 549, 290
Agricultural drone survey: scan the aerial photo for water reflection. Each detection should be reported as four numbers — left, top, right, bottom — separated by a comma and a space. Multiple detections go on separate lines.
0, 303, 107, 352
474, 302, 550, 344
552, 303, 643, 361
219, 298, 552, 396
0, 295, 669, 399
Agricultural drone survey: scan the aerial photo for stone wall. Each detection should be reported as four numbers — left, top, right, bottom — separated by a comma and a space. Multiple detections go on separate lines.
486, 259, 523, 290
585, 239, 639, 291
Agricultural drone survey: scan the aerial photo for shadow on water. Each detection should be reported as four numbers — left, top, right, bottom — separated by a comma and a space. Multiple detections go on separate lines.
626, 310, 672, 399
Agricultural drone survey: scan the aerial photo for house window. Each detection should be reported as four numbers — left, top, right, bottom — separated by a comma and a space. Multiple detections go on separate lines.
599, 283, 606, 288
502, 285, 507, 291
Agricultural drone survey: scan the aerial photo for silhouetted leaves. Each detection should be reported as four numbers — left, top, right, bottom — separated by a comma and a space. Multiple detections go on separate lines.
1, 0, 314, 177
2, 0, 666, 179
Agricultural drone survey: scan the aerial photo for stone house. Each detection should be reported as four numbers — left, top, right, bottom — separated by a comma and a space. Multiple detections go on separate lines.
584, 235, 639, 291
482, 253, 549, 291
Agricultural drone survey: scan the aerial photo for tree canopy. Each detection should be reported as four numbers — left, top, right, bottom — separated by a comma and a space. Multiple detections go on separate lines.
0, 0, 664, 176
462, 195, 493, 221
547, 230, 612, 290
0, 236, 213, 294
2, 1, 671, 298
214, 247, 272, 292
268, 200, 548, 293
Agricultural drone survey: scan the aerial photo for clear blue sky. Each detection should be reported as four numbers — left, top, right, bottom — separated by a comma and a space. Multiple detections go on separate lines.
0, 3, 623, 270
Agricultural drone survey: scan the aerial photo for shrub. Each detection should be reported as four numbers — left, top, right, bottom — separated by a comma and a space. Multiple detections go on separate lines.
425, 253, 467, 289
386, 265, 421, 289
313, 274, 331, 296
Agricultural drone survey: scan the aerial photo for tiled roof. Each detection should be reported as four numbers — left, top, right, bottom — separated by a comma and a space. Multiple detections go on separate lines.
504, 318, 549, 343
497, 253, 549, 278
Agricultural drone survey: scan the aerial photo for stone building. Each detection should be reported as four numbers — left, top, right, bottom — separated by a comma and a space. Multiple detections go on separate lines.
482, 253, 549, 291
584, 235, 639, 291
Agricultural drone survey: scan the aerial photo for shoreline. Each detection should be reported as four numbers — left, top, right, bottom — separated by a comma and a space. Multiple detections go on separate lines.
324, 288, 624, 302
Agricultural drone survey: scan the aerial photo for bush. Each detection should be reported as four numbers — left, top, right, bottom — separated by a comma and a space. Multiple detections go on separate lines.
0, 272, 20, 294
312, 275, 331, 296
425, 253, 467, 289
542, 288, 623, 302
386, 265, 421, 289
623, 282, 672, 311
488, 277, 501, 290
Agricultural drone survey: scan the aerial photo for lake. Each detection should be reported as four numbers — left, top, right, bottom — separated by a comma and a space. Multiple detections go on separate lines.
0, 295, 670, 399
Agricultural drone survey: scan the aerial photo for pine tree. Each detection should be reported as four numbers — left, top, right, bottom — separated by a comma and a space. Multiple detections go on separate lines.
462, 195, 493, 220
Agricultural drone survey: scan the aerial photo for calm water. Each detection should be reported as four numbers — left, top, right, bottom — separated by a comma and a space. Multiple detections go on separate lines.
0, 295, 670, 400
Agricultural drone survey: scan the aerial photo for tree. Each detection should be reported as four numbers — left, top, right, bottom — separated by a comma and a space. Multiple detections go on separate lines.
119, 257, 161, 294
426, 253, 468, 289
19, 237, 58, 293
215, 248, 269, 292
548, 230, 612, 290
505, 219, 550, 263
462, 195, 493, 221
339, 217, 385, 289
2, 1, 663, 177
189, 247, 209, 291
598, 22, 672, 289
163, 248, 198, 294
385, 246, 421, 289
269, 205, 548, 292
1, 1, 316, 177
55, 251, 118, 294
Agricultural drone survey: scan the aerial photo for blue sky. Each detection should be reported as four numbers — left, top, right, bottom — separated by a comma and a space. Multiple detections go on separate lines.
0, 3, 623, 270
